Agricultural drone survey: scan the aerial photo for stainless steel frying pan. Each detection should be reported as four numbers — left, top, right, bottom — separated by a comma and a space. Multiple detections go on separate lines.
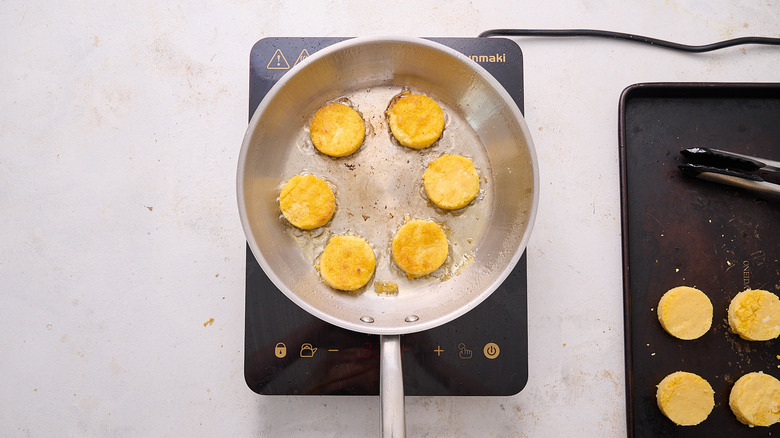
237, 36, 538, 437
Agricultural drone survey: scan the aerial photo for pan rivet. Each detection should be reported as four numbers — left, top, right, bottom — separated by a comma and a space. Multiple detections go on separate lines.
360, 316, 374, 323
405, 315, 419, 323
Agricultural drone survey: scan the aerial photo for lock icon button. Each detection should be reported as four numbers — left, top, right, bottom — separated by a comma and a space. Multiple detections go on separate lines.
274, 342, 287, 358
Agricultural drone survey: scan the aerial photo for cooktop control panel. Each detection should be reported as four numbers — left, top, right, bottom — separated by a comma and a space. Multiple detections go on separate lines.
244, 37, 528, 396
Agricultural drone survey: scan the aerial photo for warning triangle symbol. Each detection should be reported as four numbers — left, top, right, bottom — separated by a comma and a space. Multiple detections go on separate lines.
266, 49, 290, 70
294, 49, 311, 66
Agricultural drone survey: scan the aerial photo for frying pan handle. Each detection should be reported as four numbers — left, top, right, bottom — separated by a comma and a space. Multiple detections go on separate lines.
380, 334, 405, 437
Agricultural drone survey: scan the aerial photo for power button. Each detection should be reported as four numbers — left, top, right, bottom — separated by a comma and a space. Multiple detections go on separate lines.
483, 342, 500, 359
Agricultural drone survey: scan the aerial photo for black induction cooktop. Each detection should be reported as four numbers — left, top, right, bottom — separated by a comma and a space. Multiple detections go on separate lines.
244, 37, 528, 396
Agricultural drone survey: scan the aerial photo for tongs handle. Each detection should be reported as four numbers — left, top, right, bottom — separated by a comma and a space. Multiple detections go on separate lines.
679, 163, 763, 181
679, 163, 780, 199
681, 147, 780, 172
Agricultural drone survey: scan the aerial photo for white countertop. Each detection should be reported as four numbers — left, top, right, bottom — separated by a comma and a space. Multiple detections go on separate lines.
2, 1, 779, 436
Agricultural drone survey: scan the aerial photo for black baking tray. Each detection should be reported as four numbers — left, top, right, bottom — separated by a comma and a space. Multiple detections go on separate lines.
619, 83, 780, 437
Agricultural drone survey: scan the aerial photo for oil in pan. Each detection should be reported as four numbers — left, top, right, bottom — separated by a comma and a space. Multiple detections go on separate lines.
279, 85, 493, 296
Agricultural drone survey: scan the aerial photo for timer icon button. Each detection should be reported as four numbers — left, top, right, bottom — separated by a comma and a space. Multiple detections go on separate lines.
483, 342, 500, 359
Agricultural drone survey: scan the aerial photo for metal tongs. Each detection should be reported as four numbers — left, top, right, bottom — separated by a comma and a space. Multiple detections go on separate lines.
679, 147, 780, 199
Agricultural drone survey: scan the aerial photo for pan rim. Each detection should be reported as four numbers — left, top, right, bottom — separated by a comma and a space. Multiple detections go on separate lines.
237, 36, 539, 335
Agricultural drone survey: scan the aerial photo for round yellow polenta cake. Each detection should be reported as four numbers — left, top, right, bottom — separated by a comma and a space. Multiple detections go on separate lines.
279, 174, 335, 230
319, 235, 376, 291
728, 289, 780, 341
729, 372, 780, 427
656, 371, 715, 426
657, 286, 713, 340
309, 101, 365, 157
386, 92, 445, 149
423, 154, 480, 210
391, 220, 448, 278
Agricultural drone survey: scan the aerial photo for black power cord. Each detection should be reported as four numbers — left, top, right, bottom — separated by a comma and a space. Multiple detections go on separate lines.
479, 29, 780, 52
